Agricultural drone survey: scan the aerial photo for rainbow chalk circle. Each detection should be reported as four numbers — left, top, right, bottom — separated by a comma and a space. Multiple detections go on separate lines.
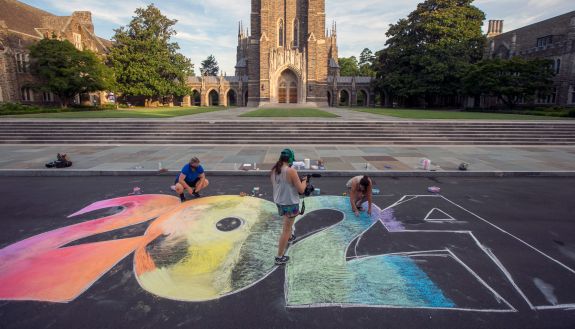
134, 196, 283, 302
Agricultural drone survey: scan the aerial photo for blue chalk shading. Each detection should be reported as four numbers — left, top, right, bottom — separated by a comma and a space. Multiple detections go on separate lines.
287, 196, 455, 308
347, 256, 455, 307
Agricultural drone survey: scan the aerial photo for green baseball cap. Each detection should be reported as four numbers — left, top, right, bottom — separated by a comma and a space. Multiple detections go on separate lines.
281, 148, 295, 166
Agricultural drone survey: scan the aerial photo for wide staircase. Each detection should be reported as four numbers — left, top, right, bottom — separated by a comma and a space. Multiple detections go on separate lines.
1, 121, 575, 145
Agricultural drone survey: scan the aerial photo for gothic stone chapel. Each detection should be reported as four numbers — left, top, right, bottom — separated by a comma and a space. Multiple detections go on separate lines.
186, 0, 374, 108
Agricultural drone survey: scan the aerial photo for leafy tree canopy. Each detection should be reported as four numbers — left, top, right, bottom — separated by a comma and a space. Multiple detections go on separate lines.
374, 0, 485, 100
339, 56, 359, 76
200, 55, 220, 76
339, 49, 376, 77
107, 4, 193, 100
463, 57, 555, 108
29, 38, 111, 108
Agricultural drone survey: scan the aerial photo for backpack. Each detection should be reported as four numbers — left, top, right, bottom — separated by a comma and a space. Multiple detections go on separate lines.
45, 153, 73, 168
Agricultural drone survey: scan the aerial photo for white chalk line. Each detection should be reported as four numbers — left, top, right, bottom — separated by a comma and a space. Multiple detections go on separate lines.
424, 208, 456, 222
440, 195, 575, 276
285, 303, 516, 313
350, 194, 575, 310
446, 249, 517, 312
437, 195, 575, 310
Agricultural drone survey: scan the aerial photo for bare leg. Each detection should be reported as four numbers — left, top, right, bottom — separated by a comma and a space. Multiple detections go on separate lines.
194, 178, 209, 192
277, 216, 295, 257
175, 183, 184, 195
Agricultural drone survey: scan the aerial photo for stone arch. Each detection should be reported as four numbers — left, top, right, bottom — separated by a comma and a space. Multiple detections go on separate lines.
191, 89, 201, 106
226, 89, 238, 107
270, 65, 303, 104
244, 90, 249, 107
338, 89, 351, 107
357, 89, 369, 107
207, 89, 219, 106
277, 69, 299, 104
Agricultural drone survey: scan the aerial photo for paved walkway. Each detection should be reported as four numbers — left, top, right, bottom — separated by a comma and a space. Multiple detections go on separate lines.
1, 144, 574, 173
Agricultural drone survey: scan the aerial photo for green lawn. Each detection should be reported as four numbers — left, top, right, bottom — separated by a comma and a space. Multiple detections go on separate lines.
4, 107, 225, 119
240, 108, 339, 118
350, 108, 572, 120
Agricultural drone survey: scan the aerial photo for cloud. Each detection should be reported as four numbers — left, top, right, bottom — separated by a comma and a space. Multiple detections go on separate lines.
19, 0, 575, 74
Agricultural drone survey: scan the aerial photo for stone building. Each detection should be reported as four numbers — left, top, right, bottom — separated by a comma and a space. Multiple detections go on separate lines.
482, 11, 575, 107
0, 0, 110, 105
185, 0, 374, 108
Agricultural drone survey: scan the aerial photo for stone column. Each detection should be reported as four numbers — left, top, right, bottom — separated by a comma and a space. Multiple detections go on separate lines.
182, 95, 191, 107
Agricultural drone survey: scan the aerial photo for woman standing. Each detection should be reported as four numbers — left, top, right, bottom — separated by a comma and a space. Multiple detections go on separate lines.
271, 149, 307, 266
347, 175, 373, 217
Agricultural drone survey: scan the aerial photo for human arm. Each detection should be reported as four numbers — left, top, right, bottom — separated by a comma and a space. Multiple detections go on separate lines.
288, 168, 307, 194
349, 180, 360, 217
367, 181, 373, 216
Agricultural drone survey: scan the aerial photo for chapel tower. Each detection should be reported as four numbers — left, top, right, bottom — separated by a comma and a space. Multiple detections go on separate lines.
236, 0, 339, 107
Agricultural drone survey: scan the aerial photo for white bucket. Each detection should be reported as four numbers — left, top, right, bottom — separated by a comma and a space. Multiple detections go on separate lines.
420, 158, 431, 170
304, 158, 311, 169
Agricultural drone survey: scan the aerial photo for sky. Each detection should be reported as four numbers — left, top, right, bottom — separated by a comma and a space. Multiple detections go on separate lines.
19, 0, 575, 75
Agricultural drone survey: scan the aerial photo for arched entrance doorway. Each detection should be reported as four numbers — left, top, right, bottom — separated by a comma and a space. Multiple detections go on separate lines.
244, 91, 248, 107
278, 70, 298, 104
339, 90, 350, 107
226, 89, 237, 107
357, 89, 368, 107
208, 90, 219, 106
327, 91, 332, 107
192, 90, 200, 106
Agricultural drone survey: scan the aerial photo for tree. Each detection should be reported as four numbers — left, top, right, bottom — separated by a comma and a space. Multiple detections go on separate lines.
463, 57, 554, 108
374, 0, 485, 106
200, 55, 219, 76
358, 48, 376, 77
339, 56, 359, 76
107, 4, 193, 103
29, 38, 111, 108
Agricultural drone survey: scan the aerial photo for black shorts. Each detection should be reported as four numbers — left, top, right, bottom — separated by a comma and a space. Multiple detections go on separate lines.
176, 177, 201, 188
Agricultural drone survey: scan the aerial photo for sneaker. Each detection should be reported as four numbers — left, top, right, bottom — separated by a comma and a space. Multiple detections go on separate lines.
179, 194, 186, 202
275, 255, 290, 265
192, 191, 201, 198
288, 234, 296, 244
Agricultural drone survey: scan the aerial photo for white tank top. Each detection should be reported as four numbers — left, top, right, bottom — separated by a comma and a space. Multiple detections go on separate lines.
272, 166, 300, 206
346, 176, 364, 188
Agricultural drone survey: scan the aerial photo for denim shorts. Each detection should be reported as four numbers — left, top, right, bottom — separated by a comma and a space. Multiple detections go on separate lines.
276, 204, 300, 218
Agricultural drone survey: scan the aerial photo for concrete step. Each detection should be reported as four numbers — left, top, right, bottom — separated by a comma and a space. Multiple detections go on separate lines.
1, 121, 574, 145
2, 140, 574, 145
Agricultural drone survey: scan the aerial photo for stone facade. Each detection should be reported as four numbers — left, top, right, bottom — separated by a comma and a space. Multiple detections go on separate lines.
480, 11, 575, 107
0, 0, 110, 106
187, 0, 374, 108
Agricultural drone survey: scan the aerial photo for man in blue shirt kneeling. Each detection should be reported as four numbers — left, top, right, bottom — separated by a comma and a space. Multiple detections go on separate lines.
174, 157, 209, 202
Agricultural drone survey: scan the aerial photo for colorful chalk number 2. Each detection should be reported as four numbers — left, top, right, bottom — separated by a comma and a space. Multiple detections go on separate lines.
0, 194, 448, 307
